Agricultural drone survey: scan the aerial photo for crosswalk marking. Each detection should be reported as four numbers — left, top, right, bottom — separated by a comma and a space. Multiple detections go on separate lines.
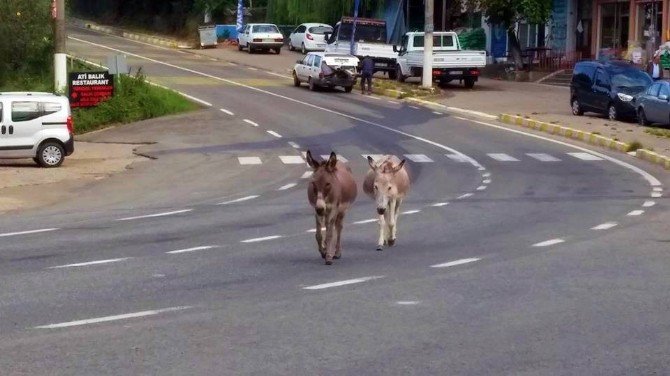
321, 154, 348, 162
404, 154, 433, 163
238, 157, 262, 165
526, 153, 561, 162
567, 152, 603, 161
446, 154, 470, 163
362, 154, 385, 161
279, 156, 305, 164
487, 153, 520, 162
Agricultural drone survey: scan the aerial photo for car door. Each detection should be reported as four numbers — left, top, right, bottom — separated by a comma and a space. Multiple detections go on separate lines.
655, 83, 670, 124
592, 69, 611, 112
311, 55, 322, 80
298, 55, 313, 80
641, 83, 661, 122
291, 25, 306, 48
0, 101, 8, 158
240, 25, 250, 46
3, 101, 42, 157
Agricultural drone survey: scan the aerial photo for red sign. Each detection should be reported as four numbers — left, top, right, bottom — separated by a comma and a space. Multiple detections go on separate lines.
69, 72, 114, 108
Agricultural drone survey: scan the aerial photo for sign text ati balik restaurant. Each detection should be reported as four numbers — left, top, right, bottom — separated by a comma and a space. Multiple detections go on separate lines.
69, 72, 114, 108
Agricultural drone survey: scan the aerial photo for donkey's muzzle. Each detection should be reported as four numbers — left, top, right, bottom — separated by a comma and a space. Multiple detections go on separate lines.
315, 207, 325, 216
377, 207, 386, 215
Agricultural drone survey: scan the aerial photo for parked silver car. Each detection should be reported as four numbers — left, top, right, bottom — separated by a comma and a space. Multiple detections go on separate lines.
637, 80, 670, 126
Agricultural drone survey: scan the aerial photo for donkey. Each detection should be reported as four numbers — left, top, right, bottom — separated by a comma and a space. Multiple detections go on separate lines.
306, 151, 358, 265
363, 155, 410, 250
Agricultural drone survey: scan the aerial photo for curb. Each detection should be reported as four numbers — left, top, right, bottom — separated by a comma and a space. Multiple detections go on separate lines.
499, 114, 670, 170
73, 19, 192, 49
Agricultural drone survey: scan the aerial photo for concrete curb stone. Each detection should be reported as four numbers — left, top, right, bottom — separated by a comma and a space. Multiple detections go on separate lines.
499, 114, 670, 170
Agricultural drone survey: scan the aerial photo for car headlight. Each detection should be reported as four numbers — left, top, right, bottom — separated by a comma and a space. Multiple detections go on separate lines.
617, 93, 634, 102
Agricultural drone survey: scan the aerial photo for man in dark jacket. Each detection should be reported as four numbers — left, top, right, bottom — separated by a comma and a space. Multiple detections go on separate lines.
360, 56, 374, 95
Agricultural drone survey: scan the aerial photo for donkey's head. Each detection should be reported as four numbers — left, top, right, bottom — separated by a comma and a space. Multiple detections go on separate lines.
367, 156, 405, 215
306, 150, 339, 216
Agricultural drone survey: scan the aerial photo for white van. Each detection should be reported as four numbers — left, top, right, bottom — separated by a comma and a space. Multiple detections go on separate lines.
0, 92, 74, 167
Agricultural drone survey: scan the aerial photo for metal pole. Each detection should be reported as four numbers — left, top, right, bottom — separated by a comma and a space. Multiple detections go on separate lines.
422, 0, 434, 88
442, 0, 447, 31
351, 0, 361, 55
53, 0, 67, 93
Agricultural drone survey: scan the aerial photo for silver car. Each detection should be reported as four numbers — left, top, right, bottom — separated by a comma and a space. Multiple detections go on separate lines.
637, 80, 670, 126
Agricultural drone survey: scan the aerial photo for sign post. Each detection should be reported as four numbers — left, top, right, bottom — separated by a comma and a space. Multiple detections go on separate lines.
350, 0, 361, 55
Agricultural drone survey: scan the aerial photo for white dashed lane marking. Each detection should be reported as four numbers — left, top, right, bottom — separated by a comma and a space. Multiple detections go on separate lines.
241, 235, 283, 243
301, 171, 313, 179
404, 154, 433, 163
219, 108, 234, 116
353, 219, 378, 224
487, 153, 520, 162
457, 193, 473, 199
476, 186, 487, 191
34, 306, 192, 329
592, 222, 617, 230
430, 258, 480, 268
288, 141, 300, 149
532, 238, 565, 247
396, 301, 420, 305
642, 201, 656, 207
266, 130, 282, 138
117, 209, 192, 221
321, 154, 348, 162
243, 119, 259, 127
279, 156, 305, 164
432, 202, 449, 207
167, 246, 216, 254
218, 195, 259, 205
567, 152, 603, 161
278, 183, 297, 190
0, 228, 59, 238
651, 192, 662, 198
303, 276, 384, 290
401, 209, 421, 215
526, 153, 561, 162
238, 157, 262, 165
627, 210, 644, 216
49, 258, 130, 269
652, 187, 662, 192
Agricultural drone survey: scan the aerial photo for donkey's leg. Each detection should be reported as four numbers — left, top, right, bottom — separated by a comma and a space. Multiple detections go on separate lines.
387, 198, 397, 246
376, 213, 386, 251
334, 212, 345, 259
324, 212, 338, 265
315, 214, 326, 259
392, 198, 403, 243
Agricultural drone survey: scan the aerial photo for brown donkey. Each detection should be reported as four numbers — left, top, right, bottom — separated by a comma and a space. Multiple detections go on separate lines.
363, 155, 410, 250
306, 151, 358, 265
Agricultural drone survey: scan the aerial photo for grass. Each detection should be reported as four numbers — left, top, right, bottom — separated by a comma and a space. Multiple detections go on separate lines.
373, 78, 441, 99
626, 140, 643, 152
644, 127, 670, 139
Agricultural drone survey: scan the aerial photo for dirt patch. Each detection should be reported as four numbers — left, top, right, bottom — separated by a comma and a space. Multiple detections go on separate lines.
0, 142, 143, 213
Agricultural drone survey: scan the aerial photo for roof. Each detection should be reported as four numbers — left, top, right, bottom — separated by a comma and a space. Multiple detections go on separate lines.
340, 17, 386, 26
298, 23, 332, 27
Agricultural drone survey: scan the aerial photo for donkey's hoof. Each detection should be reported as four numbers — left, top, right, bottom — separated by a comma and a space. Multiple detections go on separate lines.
333, 255, 341, 259
320, 253, 326, 259
376, 246, 383, 251
325, 260, 333, 265
387, 239, 396, 247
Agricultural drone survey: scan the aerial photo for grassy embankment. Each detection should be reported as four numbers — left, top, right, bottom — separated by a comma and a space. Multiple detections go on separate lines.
0, 61, 199, 134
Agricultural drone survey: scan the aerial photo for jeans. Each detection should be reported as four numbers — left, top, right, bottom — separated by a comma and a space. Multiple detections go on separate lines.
360, 73, 372, 93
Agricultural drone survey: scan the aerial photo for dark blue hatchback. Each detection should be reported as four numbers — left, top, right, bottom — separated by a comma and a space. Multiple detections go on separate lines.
570, 61, 652, 121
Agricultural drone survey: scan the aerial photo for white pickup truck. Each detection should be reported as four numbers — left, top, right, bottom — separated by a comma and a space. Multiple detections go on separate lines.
394, 31, 487, 88
324, 17, 398, 79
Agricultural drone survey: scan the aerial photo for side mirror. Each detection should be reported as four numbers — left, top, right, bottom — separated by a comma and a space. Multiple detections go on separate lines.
660, 94, 669, 101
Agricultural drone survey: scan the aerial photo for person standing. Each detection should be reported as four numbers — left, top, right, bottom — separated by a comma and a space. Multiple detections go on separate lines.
360, 55, 374, 95
647, 54, 663, 81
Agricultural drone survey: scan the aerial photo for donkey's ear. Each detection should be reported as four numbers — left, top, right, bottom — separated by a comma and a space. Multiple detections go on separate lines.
392, 159, 406, 173
306, 150, 319, 170
326, 152, 338, 171
367, 155, 376, 170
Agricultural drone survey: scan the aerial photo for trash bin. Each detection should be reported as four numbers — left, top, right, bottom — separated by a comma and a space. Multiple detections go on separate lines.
198, 25, 218, 48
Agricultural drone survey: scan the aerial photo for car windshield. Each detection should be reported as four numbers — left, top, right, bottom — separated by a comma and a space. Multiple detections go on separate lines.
309, 26, 332, 34
338, 24, 387, 43
253, 25, 279, 33
610, 69, 652, 89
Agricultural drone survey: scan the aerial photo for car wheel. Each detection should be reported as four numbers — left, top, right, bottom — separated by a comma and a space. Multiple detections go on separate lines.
607, 104, 618, 121
301, 43, 307, 54
276, 47, 281, 54
344, 85, 353, 93
293, 71, 301, 87
396, 65, 405, 82
248, 46, 253, 54
571, 98, 584, 116
238, 40, 243, 51
288, 41, 294, 51
388, 69, 397, 80
308, 77, 316, 91
638, 108, 650, 126
37, 141, 64, 168
464, 77, 475, 89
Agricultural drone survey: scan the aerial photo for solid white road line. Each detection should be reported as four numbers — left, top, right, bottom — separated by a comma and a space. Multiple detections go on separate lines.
301, 171, 313, 179
388, 100, 399, 105
433, 111, 443, 115
167, 246, 216, 254
0, 228, 59, 238
430, 258, 480, 268
476, 186, 487, 191
303, 276, 384, 290
279, 156, 305, 164
627, 210, 644, 216
404, 154, 434, 163
532, 238, 565, 247
457, 193, 473, 199
218, 195, 259, 205
367, 95, 381, 100
354, 219, 378, 224
117, 209, 192, 221
219, 108, 234, 116
526, 153, 561, 162
266, 130, 282, 138
321, 154, 348, 162
487, 153, 520, 162
243, 119, 259, 127
241, 235, 282, 243
238, 156, 262, 165
432, 202, 449, 207
402, 209, 421, 215
409, 105, 420, 109
266, 71, 291, 79
288, 141, 301, 149
278, 183, 297, 190
567, 152, 603, 161
34, 306, 192, 329
49, 258, 130, 269
591, 222, 618, 230
642, 201, 656, 207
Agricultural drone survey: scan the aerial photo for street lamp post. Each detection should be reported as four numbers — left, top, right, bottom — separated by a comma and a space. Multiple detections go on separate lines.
53, 0, 67, 93
422, 0, 434, 89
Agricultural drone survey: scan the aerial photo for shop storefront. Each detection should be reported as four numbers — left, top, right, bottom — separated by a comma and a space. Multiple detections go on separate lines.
592, 0, 669, 62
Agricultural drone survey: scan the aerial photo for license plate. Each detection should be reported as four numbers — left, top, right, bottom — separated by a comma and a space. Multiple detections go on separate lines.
449, 70, 462, 75
263, 39, 274, 42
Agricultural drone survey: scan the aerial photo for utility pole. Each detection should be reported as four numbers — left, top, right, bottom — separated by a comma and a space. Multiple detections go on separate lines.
53, 0, 67, 93
422, 0, 434, 89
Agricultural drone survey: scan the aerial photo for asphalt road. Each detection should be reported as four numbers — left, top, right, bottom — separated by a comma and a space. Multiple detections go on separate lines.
0, 27, 667, 375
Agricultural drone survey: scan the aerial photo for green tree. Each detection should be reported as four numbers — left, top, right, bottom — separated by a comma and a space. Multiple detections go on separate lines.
478, 0, 552, 68
267, 0, 386, 25
0, 0, 53, 87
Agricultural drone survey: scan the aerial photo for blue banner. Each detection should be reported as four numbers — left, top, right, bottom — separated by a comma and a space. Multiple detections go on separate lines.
351, 0, 360, 55
236, 0, 244, 32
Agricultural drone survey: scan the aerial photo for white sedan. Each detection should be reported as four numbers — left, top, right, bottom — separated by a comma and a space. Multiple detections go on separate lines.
288, 23, 333, 54
237, 23, 284, 54
293, 52, 359, 92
